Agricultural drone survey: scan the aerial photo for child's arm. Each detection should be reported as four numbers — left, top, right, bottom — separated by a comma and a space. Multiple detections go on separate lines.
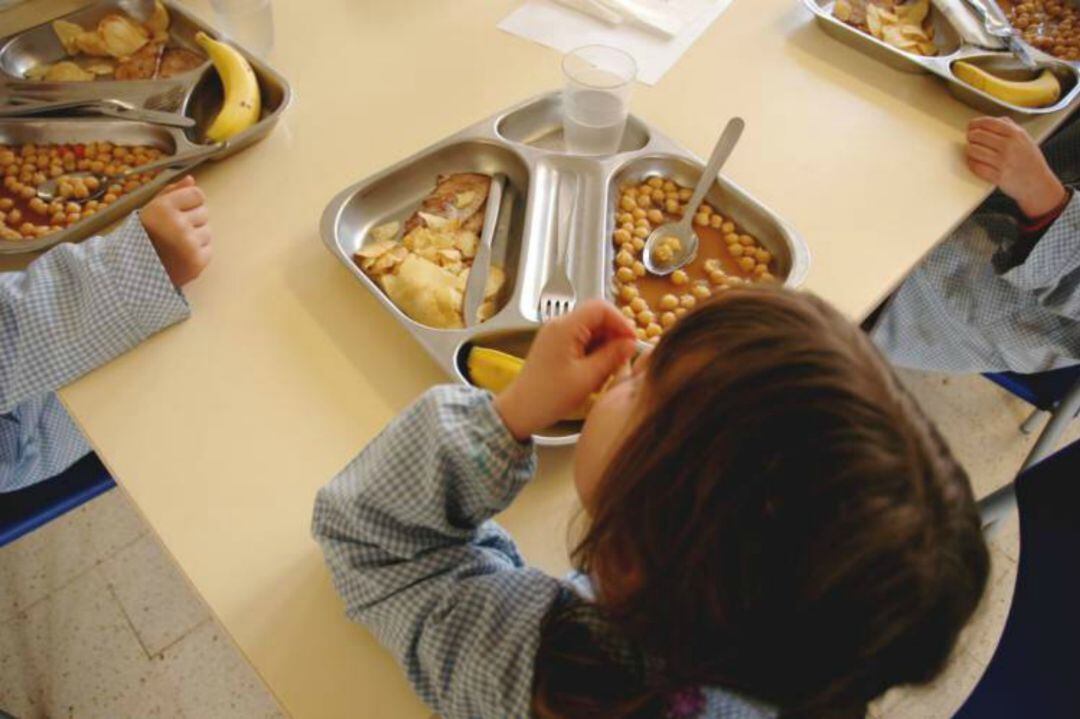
0, 176, 210, 412
312, 301, 635, 719
966, 117, 1080, 320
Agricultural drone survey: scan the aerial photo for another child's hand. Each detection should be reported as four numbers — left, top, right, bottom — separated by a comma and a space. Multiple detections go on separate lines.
493, 300, 637, 442
966, 116, 1067, 219
140, 175, 212, 287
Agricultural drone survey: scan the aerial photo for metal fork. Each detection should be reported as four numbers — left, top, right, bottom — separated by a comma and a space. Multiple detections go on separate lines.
538, 172, 578, 322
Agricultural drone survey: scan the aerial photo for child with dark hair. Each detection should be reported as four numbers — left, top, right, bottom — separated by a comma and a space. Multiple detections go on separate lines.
313, 289, 989, 719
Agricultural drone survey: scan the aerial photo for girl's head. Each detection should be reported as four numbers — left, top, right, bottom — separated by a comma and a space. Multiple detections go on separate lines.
540, 287, 989, 718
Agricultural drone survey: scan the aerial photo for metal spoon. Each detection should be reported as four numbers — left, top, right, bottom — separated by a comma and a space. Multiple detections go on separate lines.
642, 117, 744, 276
37, 143, 223, 203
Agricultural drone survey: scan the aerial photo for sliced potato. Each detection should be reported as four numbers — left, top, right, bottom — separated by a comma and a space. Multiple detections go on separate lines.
99, 13, 149, 58
75, 30, 110, 57
52, 20, 84, 55
43, 60, 95, 82
145, 1, 170, 39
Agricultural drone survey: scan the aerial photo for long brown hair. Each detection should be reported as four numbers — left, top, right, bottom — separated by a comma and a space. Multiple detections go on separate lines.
533, 287, 989, 718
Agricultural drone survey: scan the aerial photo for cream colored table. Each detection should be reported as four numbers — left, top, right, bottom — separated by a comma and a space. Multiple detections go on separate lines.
1, 1, 1071, 716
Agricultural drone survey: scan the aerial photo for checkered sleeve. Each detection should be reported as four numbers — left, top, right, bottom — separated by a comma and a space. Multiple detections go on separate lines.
312, 385, 566, 718
0, 213, 190, 413
1000, 191, 1080, 319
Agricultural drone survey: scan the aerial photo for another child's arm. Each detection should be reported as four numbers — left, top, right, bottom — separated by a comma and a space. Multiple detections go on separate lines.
965, 117, 1080, 319
0, 175, 210, 412
311, 301, 634, 719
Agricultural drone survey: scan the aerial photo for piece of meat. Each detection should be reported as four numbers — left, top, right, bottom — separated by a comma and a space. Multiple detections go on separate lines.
114, 41, 163, 80
159, 48, 203, 78
404, 173, 491, 235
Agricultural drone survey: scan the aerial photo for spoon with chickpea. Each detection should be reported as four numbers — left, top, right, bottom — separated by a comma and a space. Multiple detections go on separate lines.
36, 142, 223, 204
642, 118, 744, 276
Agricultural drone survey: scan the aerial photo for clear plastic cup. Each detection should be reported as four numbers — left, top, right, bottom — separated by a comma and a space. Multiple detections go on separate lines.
562, 45, 637, 156
209, 0, 274, 57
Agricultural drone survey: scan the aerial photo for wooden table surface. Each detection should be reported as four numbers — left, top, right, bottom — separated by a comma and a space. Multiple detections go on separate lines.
2, 0, 1073, 716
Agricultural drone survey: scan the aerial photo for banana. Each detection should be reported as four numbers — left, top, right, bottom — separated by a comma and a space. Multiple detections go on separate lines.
195, 31, 262, 142
953, 61, 1061, 109
466, 346, 593, 422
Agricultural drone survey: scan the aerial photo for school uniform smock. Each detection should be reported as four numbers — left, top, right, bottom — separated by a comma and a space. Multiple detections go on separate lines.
0, 214, 190, 492
312, 384, 776, 719
872, 120, 1080, 374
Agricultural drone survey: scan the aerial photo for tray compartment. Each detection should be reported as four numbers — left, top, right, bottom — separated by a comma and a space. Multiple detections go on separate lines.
496, 93, 651, 153
604, 154, 810, 302
321, 139, 531, 332
943, 52, 1080, 115
0, 118, 194, 253
454, 329, 583, 446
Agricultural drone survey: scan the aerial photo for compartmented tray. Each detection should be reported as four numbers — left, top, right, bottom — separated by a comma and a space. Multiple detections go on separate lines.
0, 0, 291, 253
803, 0, 1080, 115
321, 92, 810, 445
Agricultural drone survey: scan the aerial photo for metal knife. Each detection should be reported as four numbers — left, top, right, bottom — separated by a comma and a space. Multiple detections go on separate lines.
464, 174, 509, 328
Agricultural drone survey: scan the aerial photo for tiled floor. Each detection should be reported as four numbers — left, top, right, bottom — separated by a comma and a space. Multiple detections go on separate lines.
0, 369, 1077, 719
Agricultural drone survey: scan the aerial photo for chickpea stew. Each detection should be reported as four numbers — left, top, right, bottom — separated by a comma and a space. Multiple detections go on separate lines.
611, 175, 778, 343
0, 141, 164, 242
998, 0, 1080, 61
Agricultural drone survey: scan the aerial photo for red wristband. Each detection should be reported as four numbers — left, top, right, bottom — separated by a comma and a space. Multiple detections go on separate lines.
1020, 189, 1072, 237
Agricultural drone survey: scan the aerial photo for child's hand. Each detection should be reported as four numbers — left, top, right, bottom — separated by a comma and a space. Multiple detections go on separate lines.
140, 175, 212, 287
966, 116, 1067, 219
494, 300, 637, 441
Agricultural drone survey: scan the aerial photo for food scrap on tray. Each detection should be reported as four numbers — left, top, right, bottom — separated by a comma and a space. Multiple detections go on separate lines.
354, 173, 506, 329
0, 141, 164, 241
612, 175, 778, 343
26, 1, 203, 82
833, 0, 938, 56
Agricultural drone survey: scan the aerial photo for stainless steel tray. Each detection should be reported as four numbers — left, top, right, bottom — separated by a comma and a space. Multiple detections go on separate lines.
0, 0, 292, 253
803, 0, 1080, 115
321, 92, 810, 446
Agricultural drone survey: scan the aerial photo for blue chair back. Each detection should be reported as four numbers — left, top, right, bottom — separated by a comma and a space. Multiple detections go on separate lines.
953, 439, 1080, 718
0, 453, 114, 548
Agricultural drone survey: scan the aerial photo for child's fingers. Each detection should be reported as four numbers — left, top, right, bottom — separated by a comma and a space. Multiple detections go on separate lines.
582, 337, 638, 389
192, 227, 213, 249
966, 144, 1000, 166
968, 116, 1015, 137
967, 158, 999, 183
167, 186, 205, 211
186, 205, 210, 228
159, 175, 196, 196
967, 128, 1006, 151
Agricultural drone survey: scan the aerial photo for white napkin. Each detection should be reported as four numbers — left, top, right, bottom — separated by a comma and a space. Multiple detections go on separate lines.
498, 0, 735, 85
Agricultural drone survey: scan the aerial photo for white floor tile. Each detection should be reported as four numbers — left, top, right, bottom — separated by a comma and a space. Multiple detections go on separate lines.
0, 567, 175, 719
157, 621, 284, 719
102, 536, 209, 657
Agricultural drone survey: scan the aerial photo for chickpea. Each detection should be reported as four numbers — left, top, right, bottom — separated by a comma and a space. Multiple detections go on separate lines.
65, 212, 81, 225
645, 323, 663, 339
660, 311, 677, 329
629, 297, 649, 314
664, 236, 681, 253
28, 197, 47, 214
632, 207, 647, 220
739, 256, 757, 272
17, 222, 35, 236
635, 218, 650, 229
64, 202, 81, 215
633, 226, 650, 239
108, 184, 123, 196
709, 215, 724, 229
659, 294, 679, 311
754, 263, 769, 276
632, 261, 646, 278
647, 177, 663, 189
73, 184, 90, 200
654, 245, 674, 264
637, 184, 652, 196
620, 284, 640, 302
50, 211, 65, 226
724, 232, 739, 245
621, 222, 635, 234
674, 307, 688, 318
58, 182, 74, 199
34, 225, 51, 238
704, 258, 721, 273
709, 270, 727, 285
8, 209, 21, 225
665, 199, 680, 214
760, 272, 776, 283
18, 185, 35, 200
637, 310, 656, 328
616, 266, 635, 283
692, 283, 711, 300
650, 189, 665, 203
722, 222, 735, 234
679, 294, 696, 309
620, 242, 636, 256
662, 180, 677, 193
616, 250, 635, 268
613, 228, 632, 245
694, 212, 710, 227
729, 243, 745, 257
620, 196, 636, 211
635, 328, 647, 341
637, 193, 653, 209
631, 237, 645, 252
678, 188, 692, 201
623, 187, 638, 199
616, 212, 632, 225
739, 234, 755, 247
647, 209, 664, 224
84, 176, 100, 191
621, 305, 637, 321
755, 249, 772, 264
671, 269, 689, 286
